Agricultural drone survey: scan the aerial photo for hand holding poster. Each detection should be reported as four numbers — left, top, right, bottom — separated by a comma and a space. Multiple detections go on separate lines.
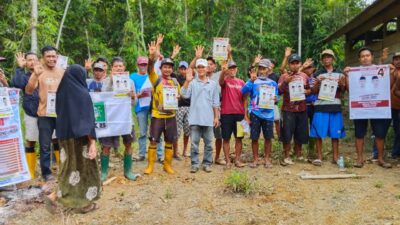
289, 79, 305, 101
112, 72, 131, 93
0, 89, 31, 187
56, 55, 68, 70
213, 37, 229, 61
0, 88, 13, 118
258, 85, 275, 109
318, 73, 341, 101
163, 86, 178, 110
348, 65, 391, 119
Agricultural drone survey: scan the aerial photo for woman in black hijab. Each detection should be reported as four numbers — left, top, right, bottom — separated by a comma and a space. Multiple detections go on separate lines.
44, 64, 100, 214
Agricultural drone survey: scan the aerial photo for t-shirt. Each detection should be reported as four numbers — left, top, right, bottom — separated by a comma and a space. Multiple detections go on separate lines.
87, 77, 111, 92
267, 72, 280, 83
171, 72, 190, 107
130, 72, 153, 113
27, 67, 65, 117
242, 77, 278, 121
278, 71, 309, 112
306, 76, 317, 104
149, 70, 181, 119
221, 76, 245, 115
209, 71, 222, 97
391, 69, 400, 109
313, 67, 343, 112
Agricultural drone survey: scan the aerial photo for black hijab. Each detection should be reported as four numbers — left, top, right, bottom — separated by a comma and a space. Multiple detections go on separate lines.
56, 64, 96, 140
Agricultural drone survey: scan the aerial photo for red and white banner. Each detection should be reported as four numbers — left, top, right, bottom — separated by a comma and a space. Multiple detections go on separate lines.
348, 65, 391, 119
0, 89, 31, 187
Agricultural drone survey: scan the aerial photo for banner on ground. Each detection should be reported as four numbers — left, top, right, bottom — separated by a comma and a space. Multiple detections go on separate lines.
349, 65, 391, 119
0, 88, 31, 187
90, 92, 132, 138
213, 37, 229, 61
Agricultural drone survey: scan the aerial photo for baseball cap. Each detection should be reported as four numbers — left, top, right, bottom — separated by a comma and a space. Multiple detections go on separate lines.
258, 59, 272, 68
160, 58, 174, 68
137, 56, 148, 65
227, 60, 237, 68
320, 49, 336, 59
195, 59, 207, 68
288, 54, 301, 63
179, 61, 189, 68
393, 52, 400, 59
93, 62, 105, 71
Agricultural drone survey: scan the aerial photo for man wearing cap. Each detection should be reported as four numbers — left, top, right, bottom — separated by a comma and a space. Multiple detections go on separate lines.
144, 40, 180, 175
87, 62, 109, 92
219, 60, 246, 168
181, 58, 220, 173
171, 61, 191, 159
97, 57, 140, 181
130, 56, 163, 162
343, 47, 392, 168
309, 49, 346, 166
242, 58, 278, 168
11, 52, 39, 178
278, 53, 311, 166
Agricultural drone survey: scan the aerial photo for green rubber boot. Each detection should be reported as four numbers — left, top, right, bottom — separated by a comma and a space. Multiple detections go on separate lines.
100, 154, 109, 182
124, 154, 140, 181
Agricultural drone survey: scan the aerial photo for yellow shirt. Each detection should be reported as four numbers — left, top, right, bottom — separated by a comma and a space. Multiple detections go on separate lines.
149, 69, 180, 119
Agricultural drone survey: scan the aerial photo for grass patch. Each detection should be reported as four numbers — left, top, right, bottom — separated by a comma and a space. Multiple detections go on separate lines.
374, 181, 384, 189
164, 187, 174, 199
225, 170, 256, 195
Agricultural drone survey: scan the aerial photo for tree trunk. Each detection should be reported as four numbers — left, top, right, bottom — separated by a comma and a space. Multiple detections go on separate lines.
30, 0, 38, 53
184, 0, 188, 37
138, 0, 146, 52
55, 0, 72, 49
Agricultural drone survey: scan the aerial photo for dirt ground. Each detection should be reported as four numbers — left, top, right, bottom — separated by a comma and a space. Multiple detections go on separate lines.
2, 139, 400, 225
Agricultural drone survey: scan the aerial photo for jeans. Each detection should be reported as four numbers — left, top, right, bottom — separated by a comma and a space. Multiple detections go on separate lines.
372, 108, 400, 158
38, 117, 56, 179
190, 125, 213, 167
136, 110, 163, 158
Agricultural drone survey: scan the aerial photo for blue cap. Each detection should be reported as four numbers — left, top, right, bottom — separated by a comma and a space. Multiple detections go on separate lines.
178, 61, 188, 68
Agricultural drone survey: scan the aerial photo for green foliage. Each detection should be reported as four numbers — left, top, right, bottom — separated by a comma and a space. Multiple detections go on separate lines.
0, 0, 369, 79
225, 170, 256, 195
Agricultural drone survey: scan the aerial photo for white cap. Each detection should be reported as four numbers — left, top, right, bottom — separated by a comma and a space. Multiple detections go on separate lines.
196, 58, 208, 68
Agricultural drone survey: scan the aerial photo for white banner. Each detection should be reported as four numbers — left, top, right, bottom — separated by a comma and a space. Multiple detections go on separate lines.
349, 65, 391, 119
0, 89, 31, 187
90, 92, 133, 138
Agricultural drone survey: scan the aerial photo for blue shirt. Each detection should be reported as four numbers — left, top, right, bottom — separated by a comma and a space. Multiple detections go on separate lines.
130, 72, 152, 113
306, 76, 317, 104
241, 77, 278, 121
11, 68, 39, 117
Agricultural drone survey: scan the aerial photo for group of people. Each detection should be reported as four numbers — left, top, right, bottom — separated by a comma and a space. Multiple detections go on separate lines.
5, 33, 400, 212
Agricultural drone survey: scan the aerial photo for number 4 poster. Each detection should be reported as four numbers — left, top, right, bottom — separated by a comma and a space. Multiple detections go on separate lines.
348, 65, 391, 119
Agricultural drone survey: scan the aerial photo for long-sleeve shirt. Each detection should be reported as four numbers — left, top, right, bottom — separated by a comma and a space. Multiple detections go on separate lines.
11, 67, 39, 117
242, 77, 278, 121
180, 77, 220, 126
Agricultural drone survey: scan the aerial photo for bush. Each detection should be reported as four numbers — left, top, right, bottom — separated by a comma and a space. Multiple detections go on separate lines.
225, 171, 256, 195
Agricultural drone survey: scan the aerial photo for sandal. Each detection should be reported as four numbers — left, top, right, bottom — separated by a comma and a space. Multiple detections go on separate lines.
312, 159, 322, 167
43, 195, 57, 214
224, 163, 232, 169
215, 158, 227, 165
264, 160, 273, 169
353, 161, 364, 168
234, 161, 247, 168
248, 162, 258, 168
74, 203, 97, 214
378, 162, 392, 169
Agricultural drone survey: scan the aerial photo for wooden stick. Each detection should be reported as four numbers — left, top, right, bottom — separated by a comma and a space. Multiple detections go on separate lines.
300, 174, 370, 180
103, 177, 117, 186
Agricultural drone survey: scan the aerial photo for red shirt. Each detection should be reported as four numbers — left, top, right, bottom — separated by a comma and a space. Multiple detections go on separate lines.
278, 72, 310, 112
221, 77, 245, 115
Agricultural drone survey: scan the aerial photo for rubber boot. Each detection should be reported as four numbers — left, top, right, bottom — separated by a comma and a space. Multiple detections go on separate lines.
144, 148, 156, 174
163, 149, 175, 174
100, 154, 109, 182
54, 150, 60, 166
123, 154, 139, 180
25, 152, 36, 179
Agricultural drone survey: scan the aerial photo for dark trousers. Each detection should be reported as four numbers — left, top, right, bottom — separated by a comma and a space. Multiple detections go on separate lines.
38, 117, 56, 179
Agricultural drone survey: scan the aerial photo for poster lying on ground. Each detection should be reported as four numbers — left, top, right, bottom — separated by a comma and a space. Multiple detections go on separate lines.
0, 89, 31, 187
213, 37, 229, 61
349, 65, 391, 119
90, 92, 132, 138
